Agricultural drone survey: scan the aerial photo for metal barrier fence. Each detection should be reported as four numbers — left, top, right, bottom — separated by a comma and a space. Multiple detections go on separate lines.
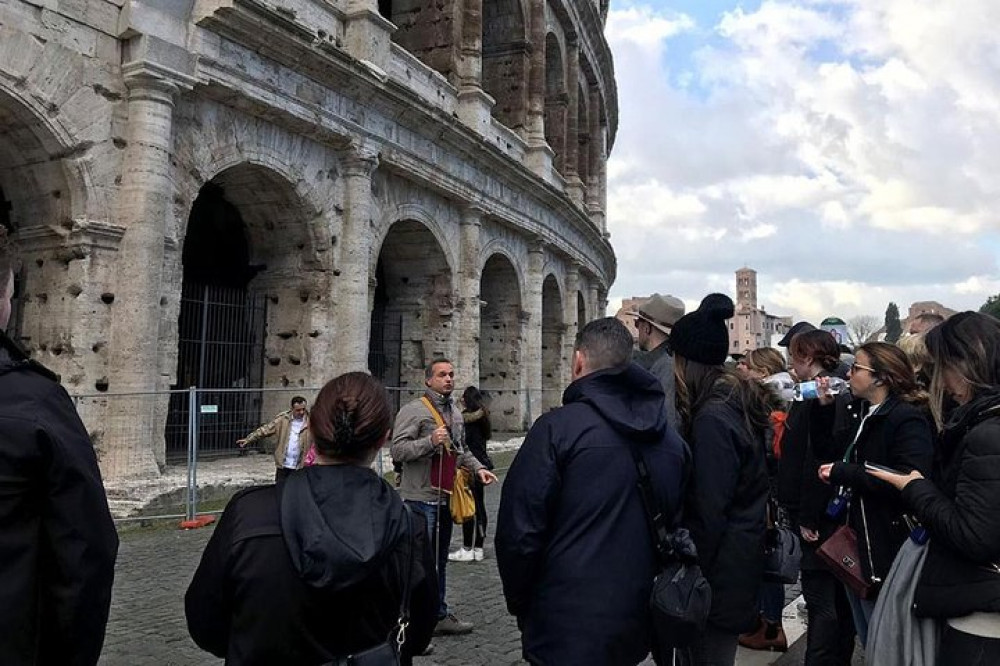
71, 385, 562, 524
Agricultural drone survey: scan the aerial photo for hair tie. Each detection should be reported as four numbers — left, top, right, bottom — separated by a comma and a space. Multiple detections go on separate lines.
333, 410, 355, 449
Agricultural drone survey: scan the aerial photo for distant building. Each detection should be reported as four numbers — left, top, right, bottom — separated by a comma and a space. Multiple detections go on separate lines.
874, 300, 958, 340
729, 268, 792, 354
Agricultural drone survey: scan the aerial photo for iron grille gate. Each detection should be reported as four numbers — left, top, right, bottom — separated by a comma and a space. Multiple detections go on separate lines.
369, 314, 403, 413
165, 283, 267, 461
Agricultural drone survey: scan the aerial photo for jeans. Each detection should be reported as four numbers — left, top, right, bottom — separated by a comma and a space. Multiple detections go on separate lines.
760, 582, 785, 624
676, 624, 739, 666
939, 624, 1000, 666
801, 569, 856, 665
461, 481, 487, 549
843, 585, 875, 647
405, 500, 452, 620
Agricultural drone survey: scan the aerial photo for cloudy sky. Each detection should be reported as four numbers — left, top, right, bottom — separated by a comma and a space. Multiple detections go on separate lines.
604, 0, 1000, 323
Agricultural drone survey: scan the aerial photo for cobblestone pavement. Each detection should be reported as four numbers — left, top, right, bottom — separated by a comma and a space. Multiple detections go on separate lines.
100, 461, 815, 665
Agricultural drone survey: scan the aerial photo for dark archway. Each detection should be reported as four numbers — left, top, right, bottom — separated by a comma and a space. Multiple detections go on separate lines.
544, 33, 568, 172
541, 274, 563, 412
577, 84, 591, 189
483, 0, 530, 132
479, 253, 523, 431
370, 219, 453, 410
577, 290, 587, 329
387, 0, 459, 81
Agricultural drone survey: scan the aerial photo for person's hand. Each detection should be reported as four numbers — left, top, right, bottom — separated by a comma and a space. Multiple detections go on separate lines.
816, 376, 836, 405
800, 526, 820, 542
237, 438, 247, 448
818, 463, 834, 483
431, 426, 450, 448
866, 467, 924, 490
477, 469, 498, 485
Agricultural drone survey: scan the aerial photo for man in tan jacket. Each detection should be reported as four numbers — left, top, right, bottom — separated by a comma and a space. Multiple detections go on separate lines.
237, 397, 312, 482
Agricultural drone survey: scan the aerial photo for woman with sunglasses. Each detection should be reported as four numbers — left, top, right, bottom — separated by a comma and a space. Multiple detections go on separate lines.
817, 342, 935, 645
868, 312, 1000, 665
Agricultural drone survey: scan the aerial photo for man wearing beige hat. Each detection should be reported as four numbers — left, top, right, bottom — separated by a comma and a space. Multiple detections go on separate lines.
632, 293, 685, 429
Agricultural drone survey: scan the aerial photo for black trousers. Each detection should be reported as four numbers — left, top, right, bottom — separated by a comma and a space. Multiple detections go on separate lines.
462, 480, 487, 549
939, 624, 1000, 666
801, 569, 856, 666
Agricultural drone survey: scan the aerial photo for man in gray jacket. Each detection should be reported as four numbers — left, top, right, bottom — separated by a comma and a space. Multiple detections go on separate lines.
633, 293, 685, 430
391, 358, 497, 636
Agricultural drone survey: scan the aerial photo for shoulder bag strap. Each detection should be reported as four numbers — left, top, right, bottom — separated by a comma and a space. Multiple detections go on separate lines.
627, 441, 673, 568
393, 505, 416, 652
420, 396, 447, 429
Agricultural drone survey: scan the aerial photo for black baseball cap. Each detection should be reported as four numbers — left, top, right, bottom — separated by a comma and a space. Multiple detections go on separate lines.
777, 321, 817, 347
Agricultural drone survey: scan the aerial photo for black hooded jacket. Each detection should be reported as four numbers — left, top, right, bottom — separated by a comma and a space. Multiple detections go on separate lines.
0, 332, 119, 666
496, 363, 688, 666
185, 465, 437, 665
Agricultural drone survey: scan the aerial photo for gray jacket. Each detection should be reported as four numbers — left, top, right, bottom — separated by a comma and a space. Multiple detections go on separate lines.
640, 343, 678, 430
390, 391, 483, 503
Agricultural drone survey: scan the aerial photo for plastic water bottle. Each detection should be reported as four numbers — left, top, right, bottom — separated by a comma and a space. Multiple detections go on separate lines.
793, 377, 848, 401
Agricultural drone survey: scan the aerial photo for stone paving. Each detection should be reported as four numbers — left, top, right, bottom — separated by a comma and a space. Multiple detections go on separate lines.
99, 458, 816, 665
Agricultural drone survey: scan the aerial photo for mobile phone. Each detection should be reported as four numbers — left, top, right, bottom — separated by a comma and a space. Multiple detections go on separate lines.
864, 462, 904, 475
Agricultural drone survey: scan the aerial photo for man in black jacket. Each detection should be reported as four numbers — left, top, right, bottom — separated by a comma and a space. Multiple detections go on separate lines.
496, 317, 688, 665
0, 227, 119, 665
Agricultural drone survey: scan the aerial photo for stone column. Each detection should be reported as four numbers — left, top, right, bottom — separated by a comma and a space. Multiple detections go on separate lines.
456, 0, 494, 134
107, 64, 185, 478
588, 284, 600, 321
343, 0, 396, 71
564, 37, 585, 205
588, 89, 607, 233
455, 205, 483, 390
562, 262, 580, 388
524, 0, 555, 180
334, 142, 380, 374
523, 240, 544, 427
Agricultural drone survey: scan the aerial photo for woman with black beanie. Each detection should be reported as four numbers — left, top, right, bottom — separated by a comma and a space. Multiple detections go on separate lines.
670, 294, 780, 666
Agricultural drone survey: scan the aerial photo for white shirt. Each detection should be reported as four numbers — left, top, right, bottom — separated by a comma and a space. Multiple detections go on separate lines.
283, 417, 305, 469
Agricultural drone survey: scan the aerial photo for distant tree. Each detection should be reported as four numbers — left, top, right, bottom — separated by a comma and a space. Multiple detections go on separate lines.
847, 315, 881, 347
885, 302, 902, 343
981, 294, 1000, 320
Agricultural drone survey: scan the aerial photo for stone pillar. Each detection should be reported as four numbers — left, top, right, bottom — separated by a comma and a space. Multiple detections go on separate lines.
564, 37, 585, 205
104, 65, 184, 479
588, 284, 600, 322
456, 0, 494, 134
334, 142, 380, 374
523, 240, 544, 427
588, 89, 607, 233
562, 262, 580, 388
524, 0, 555, 180
456, 205, 483, 390
343, 0, 396, 71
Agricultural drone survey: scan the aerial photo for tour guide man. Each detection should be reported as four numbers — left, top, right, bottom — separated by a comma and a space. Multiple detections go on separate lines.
391, 358, 498, 636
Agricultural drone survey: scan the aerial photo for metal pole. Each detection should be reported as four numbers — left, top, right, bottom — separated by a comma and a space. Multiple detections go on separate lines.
186, 386, 197, 522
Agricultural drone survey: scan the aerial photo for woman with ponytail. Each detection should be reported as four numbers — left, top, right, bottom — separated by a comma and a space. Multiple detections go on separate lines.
186, 372, 437, 665
670, 294, 781, 666
818, 342, 935, 644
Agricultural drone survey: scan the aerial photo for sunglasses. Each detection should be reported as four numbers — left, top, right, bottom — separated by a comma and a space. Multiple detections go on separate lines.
850, 362, 877, 374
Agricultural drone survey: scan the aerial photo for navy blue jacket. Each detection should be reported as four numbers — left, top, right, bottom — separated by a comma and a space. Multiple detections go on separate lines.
496, 363, 687, 666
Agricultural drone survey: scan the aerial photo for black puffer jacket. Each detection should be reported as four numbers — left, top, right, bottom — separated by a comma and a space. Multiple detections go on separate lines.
828, 396, 934, 587
683, 382, 770, 633
185, 465, 437, 665
0, 332, 119, 666
903, 391, 1000, 618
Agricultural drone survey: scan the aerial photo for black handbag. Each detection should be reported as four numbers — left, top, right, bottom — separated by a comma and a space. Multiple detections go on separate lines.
628, 442, 712, 659
323, 507, 416, 666
763, 500, 801, 584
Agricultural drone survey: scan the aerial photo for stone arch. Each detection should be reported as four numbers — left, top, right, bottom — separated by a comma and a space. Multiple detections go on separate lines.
479, 252, 524, 431
372, 203, 457, 279
577, 290, 588, 328
383, 0, 460, 82
483, 0, 531, 132
370, 219, 455, 399
577, 83, 591, 190
541, 273, 564, 412
544, 33, 568, 172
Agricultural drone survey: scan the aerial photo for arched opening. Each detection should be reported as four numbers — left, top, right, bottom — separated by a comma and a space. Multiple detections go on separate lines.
369, 220, 454, 410
544, 33, 568, 173
387, 0, 460, 81
479, 254, 523, 431
483, 0, 530, 132
168, 164, 317, 460
577, 290, 587, 329
541, 274, 563, 412
577, 84, 591, 190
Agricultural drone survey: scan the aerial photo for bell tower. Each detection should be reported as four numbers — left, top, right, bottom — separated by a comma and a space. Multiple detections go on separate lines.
736, 267, 757, 310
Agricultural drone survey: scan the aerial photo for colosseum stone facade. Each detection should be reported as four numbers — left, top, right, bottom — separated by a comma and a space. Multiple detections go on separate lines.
1, 0, 617, 479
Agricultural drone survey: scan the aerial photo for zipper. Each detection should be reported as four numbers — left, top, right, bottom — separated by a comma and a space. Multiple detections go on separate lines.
858, 494, 880, 583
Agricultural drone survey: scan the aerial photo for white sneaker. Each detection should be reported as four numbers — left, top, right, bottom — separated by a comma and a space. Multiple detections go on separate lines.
473, 548, 485, 561
448, 548, 474, 562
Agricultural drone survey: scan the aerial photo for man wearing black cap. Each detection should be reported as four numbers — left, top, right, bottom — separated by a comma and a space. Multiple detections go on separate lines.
777, 320, 817, 349
632, 293, 685, 429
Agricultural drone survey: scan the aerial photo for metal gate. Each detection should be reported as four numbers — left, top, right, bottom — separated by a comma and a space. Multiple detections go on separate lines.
369, 314, 403, 411
165, 283, 267, 460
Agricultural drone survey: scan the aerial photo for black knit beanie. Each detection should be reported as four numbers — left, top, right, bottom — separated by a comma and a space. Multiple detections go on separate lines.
670, 293, 735, 366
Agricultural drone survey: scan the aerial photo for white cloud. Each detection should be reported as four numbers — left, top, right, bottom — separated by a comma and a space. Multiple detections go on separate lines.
605, 1, 1000, 321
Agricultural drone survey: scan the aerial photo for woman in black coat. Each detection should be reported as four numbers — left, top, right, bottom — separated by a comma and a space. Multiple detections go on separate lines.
869, 312, 1000, 666
669, 294, 779, 666
185, 372, 438, 665
818, 342, 934, 645
449, 386, 494, 562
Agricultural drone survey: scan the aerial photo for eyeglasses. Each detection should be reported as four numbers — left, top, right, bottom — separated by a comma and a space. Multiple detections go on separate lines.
850, 362, 877, 374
